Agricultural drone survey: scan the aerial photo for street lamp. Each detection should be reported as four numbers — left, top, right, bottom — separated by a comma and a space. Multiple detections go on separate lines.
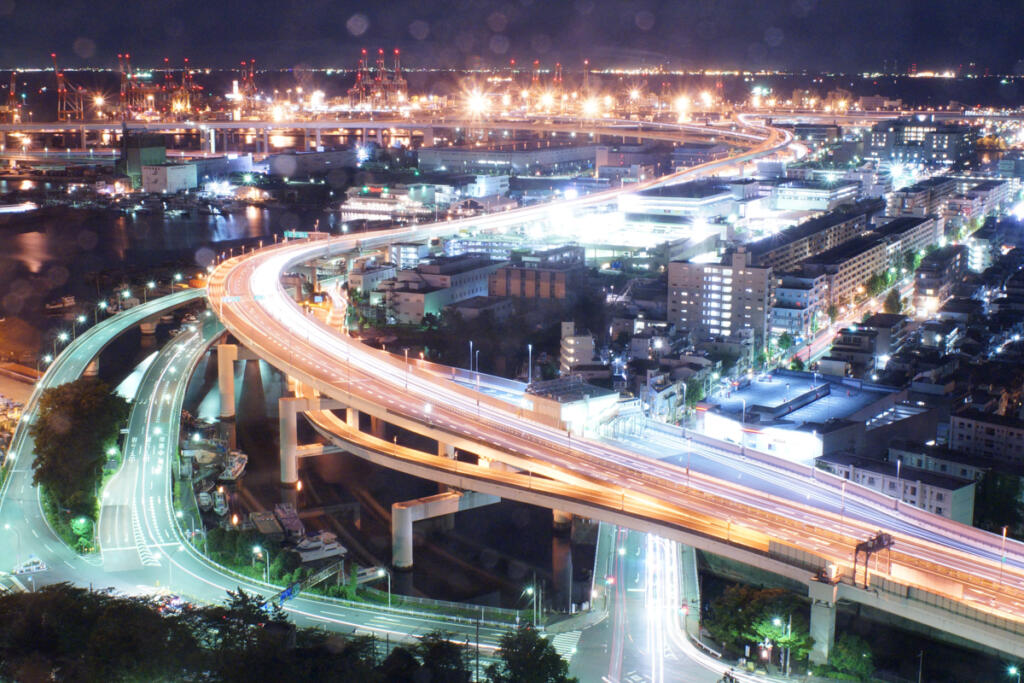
72, 314, 87, 339
95, 300, 108, 323
524, 582, 539, 626
1009, 665, 1020, 683
145, 280, 156, 303
53, 331, 69, 356
773, 614, 792, 676
527, 343, 533, 384
252, 545, 269, 582
377, 567, 391, 607
469, 340, 474, 371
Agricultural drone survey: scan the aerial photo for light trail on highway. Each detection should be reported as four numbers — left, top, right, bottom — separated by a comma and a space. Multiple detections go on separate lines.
205, 114, 1024, 649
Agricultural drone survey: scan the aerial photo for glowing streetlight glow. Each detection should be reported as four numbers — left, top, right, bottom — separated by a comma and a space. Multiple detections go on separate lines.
466, 90, 489, 116
582, 98, 599, 117
700, 91, 713, 108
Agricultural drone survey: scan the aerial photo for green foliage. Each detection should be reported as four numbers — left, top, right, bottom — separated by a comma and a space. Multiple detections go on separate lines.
777, 332, 794, 352
814, 633, 875, 681
703, 586, 813, 663
685, 379, 706, 409
884, 288, 902, 314
746, 613, 814, 662
827, 305, 838, 322
0, 585, 568, 682
865, 273, 886, 297
790, 358, 805, 371
974, 471, 1024, 537
416, 631, 471, 682
30, 378, 129, 518
485, 625, 578, 683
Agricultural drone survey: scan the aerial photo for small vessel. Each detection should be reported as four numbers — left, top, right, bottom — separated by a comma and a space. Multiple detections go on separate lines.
197, 492, 213, 511
194, 478, 215, 494
295, 531, 346, 562
44, 295, 76, 312
218, 451, 248, 481
212, 490, 229, 516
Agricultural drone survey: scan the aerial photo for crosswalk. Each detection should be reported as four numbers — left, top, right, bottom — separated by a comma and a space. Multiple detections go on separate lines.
549, 630, 582, 663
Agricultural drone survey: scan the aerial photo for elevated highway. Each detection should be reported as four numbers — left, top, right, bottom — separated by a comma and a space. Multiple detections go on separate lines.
204, 116, 1024, 661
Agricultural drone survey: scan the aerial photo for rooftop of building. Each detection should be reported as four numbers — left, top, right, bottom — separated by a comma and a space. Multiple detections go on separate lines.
818, 452, 975, 489
446, 295, 511, 311
968, 179, 1008, 192
416, 254, 502, 275
707, 369, 893, 428
862, 312, 910, 329
887, 438, 1002, 470
526, 377, 618, 403
874, 215, 931, 238
778, 179, 859, 191
952, 408, 1024, 429
746, 200, 882, 257
802, 234, 884, 267
635, 180, 731, 200
891, 176, 956, 193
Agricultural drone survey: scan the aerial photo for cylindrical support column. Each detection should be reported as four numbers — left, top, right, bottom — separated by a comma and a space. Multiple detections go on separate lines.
207, 129, 216, 155
139, 320, 158, 335
217, 343, 238, 419
392, 505, 414, 569
83, 358, 99, 377
376, 128, 384, 145
315, 128, 322, 149
346, 407, 359, 429
422, 128, 435, 147
279, 397, 299, 487
370, 415, 386, 439
437, 442, 456, 458
261, 129, 269, 154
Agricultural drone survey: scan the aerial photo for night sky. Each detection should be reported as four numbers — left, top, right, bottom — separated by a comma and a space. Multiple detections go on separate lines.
0, 0, 1022, 73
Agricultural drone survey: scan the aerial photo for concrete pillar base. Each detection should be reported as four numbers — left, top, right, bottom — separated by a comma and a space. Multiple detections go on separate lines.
370, 415, 386, 439
393, 490, 500, 569
83, 359, 99, 377
217, 343, 238, 419
552, 509, 573, 535
809, 580, 838, 664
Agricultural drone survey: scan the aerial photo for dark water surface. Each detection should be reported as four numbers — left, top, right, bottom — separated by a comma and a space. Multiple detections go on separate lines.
0, 205, 340, 322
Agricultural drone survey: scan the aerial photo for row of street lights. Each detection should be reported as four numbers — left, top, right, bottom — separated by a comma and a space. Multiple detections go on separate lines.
42, 274, 188, 370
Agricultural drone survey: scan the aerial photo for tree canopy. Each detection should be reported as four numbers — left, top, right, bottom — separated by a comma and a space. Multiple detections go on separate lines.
485, 625, 578, 683
30, 377, 130, 514
703, 585, 814, 663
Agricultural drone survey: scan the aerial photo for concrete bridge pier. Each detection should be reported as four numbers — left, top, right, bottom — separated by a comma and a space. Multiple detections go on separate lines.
809, 580, 838, 664
206, 129, 216, 155
217, 343, 238, 419
392, 490, 500, 570
303, 128, 309, 150
552, 509, 573, 535
315, 128, 321, 149
346, 407, 359, 429
279, 393, 345, 489
83, 359, 99, 377
422, 128, 434, 147
261, 129, 269, 155
139, 315, 161, 335
370, 415, 387, 439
